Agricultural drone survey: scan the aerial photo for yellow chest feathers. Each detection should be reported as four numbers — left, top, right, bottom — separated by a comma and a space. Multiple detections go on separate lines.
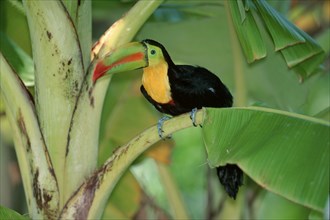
142, 61, 172, 104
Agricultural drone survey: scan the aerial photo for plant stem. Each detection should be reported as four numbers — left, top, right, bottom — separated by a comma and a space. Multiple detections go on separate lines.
224, 0, 247, 107
157, 162, 190, 219
60, 110, 204, 219
0, 53, 59, 219
63, 0, 164, 203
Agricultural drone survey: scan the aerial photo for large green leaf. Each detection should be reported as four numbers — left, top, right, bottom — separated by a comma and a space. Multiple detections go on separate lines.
255, 191, 310, 219
203, 107, 329, 214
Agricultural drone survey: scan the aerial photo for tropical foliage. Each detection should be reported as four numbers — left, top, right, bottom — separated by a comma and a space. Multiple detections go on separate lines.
0, 0, 329, 219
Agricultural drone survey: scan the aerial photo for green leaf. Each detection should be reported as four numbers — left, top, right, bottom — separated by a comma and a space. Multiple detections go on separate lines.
0, 0, 31, 54
290, 51, 325, 79
279, 29, 324, 67
314, 107, 330, 121
316, 28, 330, 54
0, 205, 29, 220
256, 191, 310, 219
237, 0, 246, 23
280, 28, 325, 78
0, 32, 34, 86
253, 0, 305, 51
226, 0, 266, 63
203, 107, 329, 213
252, 0, 325, 78
309, 209, 325, 220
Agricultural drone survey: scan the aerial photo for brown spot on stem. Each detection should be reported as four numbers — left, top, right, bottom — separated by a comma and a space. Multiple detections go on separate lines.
43, 192, 52, 209
17, 109, 31, 152
46, 30, 52, 40
88, 87, 93, 97
66, 133, 71, 156
32, 168, 57, 218
74, 81, 79, 92
0, 111, 6, 117
88, 86, 95, 108
90, 96, 94, 107
61, 158, 116, 218
33, 169, 43, 210
48, 167, 56, 178
73, 173, 99, 219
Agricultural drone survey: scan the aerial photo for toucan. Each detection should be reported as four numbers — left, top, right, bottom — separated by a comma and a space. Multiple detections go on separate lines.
93, 39, 243, 199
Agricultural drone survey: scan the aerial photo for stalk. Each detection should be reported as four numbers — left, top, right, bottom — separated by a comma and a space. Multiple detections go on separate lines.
60, 110, 204, 219
23, 0, 86, 208
157, 162, 190, 219
0, 53, 59, 219
63, 0, 164, 203
224, 0, 247, 107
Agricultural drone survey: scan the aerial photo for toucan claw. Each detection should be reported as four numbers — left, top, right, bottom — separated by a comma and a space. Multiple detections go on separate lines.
190, 108, 199, 127
157, 115, 172, 139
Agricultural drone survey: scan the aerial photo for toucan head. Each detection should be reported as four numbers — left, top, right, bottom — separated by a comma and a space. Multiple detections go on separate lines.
92, 39, 173, 82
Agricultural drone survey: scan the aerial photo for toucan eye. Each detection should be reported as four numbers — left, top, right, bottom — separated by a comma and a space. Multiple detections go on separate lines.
150, 49, 156, 55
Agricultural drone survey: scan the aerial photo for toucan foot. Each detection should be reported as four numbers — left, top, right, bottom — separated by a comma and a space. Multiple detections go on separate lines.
157, 115, 172, 139
190, 108, 199, 127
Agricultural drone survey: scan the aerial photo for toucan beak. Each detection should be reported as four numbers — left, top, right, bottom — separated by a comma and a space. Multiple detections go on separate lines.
92, 42, 148, 82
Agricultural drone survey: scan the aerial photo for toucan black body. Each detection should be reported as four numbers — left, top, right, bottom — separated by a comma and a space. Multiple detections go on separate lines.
140, 64, 233, 116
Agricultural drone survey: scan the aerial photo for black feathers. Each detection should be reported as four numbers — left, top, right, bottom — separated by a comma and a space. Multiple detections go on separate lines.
169, 65, 233, 111
217, 165, 244, 199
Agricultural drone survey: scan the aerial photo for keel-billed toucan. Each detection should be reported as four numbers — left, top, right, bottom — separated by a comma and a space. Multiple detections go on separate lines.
93, 39, 243, 199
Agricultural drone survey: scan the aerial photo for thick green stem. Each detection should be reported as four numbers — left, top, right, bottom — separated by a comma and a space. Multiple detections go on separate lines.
63, 0, 164, 204
224, 0, 247, 107
60, 110, 204, 219
23, 0, 86, 208
157, 162, 190, 219
0, 53, 59, 219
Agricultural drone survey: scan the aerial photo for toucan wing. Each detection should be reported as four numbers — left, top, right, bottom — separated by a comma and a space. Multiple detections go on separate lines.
169, 65, 233, 109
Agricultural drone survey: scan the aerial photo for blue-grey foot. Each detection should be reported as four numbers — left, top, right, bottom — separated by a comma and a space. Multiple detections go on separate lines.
157, 115, 172, 139
189, 108, 199, 127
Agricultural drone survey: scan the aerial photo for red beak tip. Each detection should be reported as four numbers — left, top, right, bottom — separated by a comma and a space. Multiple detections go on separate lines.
92, 62, 107, 82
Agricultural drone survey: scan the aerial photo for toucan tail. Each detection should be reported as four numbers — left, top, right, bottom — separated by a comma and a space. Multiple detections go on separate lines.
216, 164, 243, 199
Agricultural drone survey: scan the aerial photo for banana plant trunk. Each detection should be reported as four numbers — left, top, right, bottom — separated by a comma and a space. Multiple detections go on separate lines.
0, 0, 163, 218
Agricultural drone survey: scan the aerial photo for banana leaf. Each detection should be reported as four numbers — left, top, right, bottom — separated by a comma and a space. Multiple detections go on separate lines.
203, 107, 329, 214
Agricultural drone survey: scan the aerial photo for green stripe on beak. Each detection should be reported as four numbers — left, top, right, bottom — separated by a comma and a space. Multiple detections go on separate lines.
93, 42, 148, 82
